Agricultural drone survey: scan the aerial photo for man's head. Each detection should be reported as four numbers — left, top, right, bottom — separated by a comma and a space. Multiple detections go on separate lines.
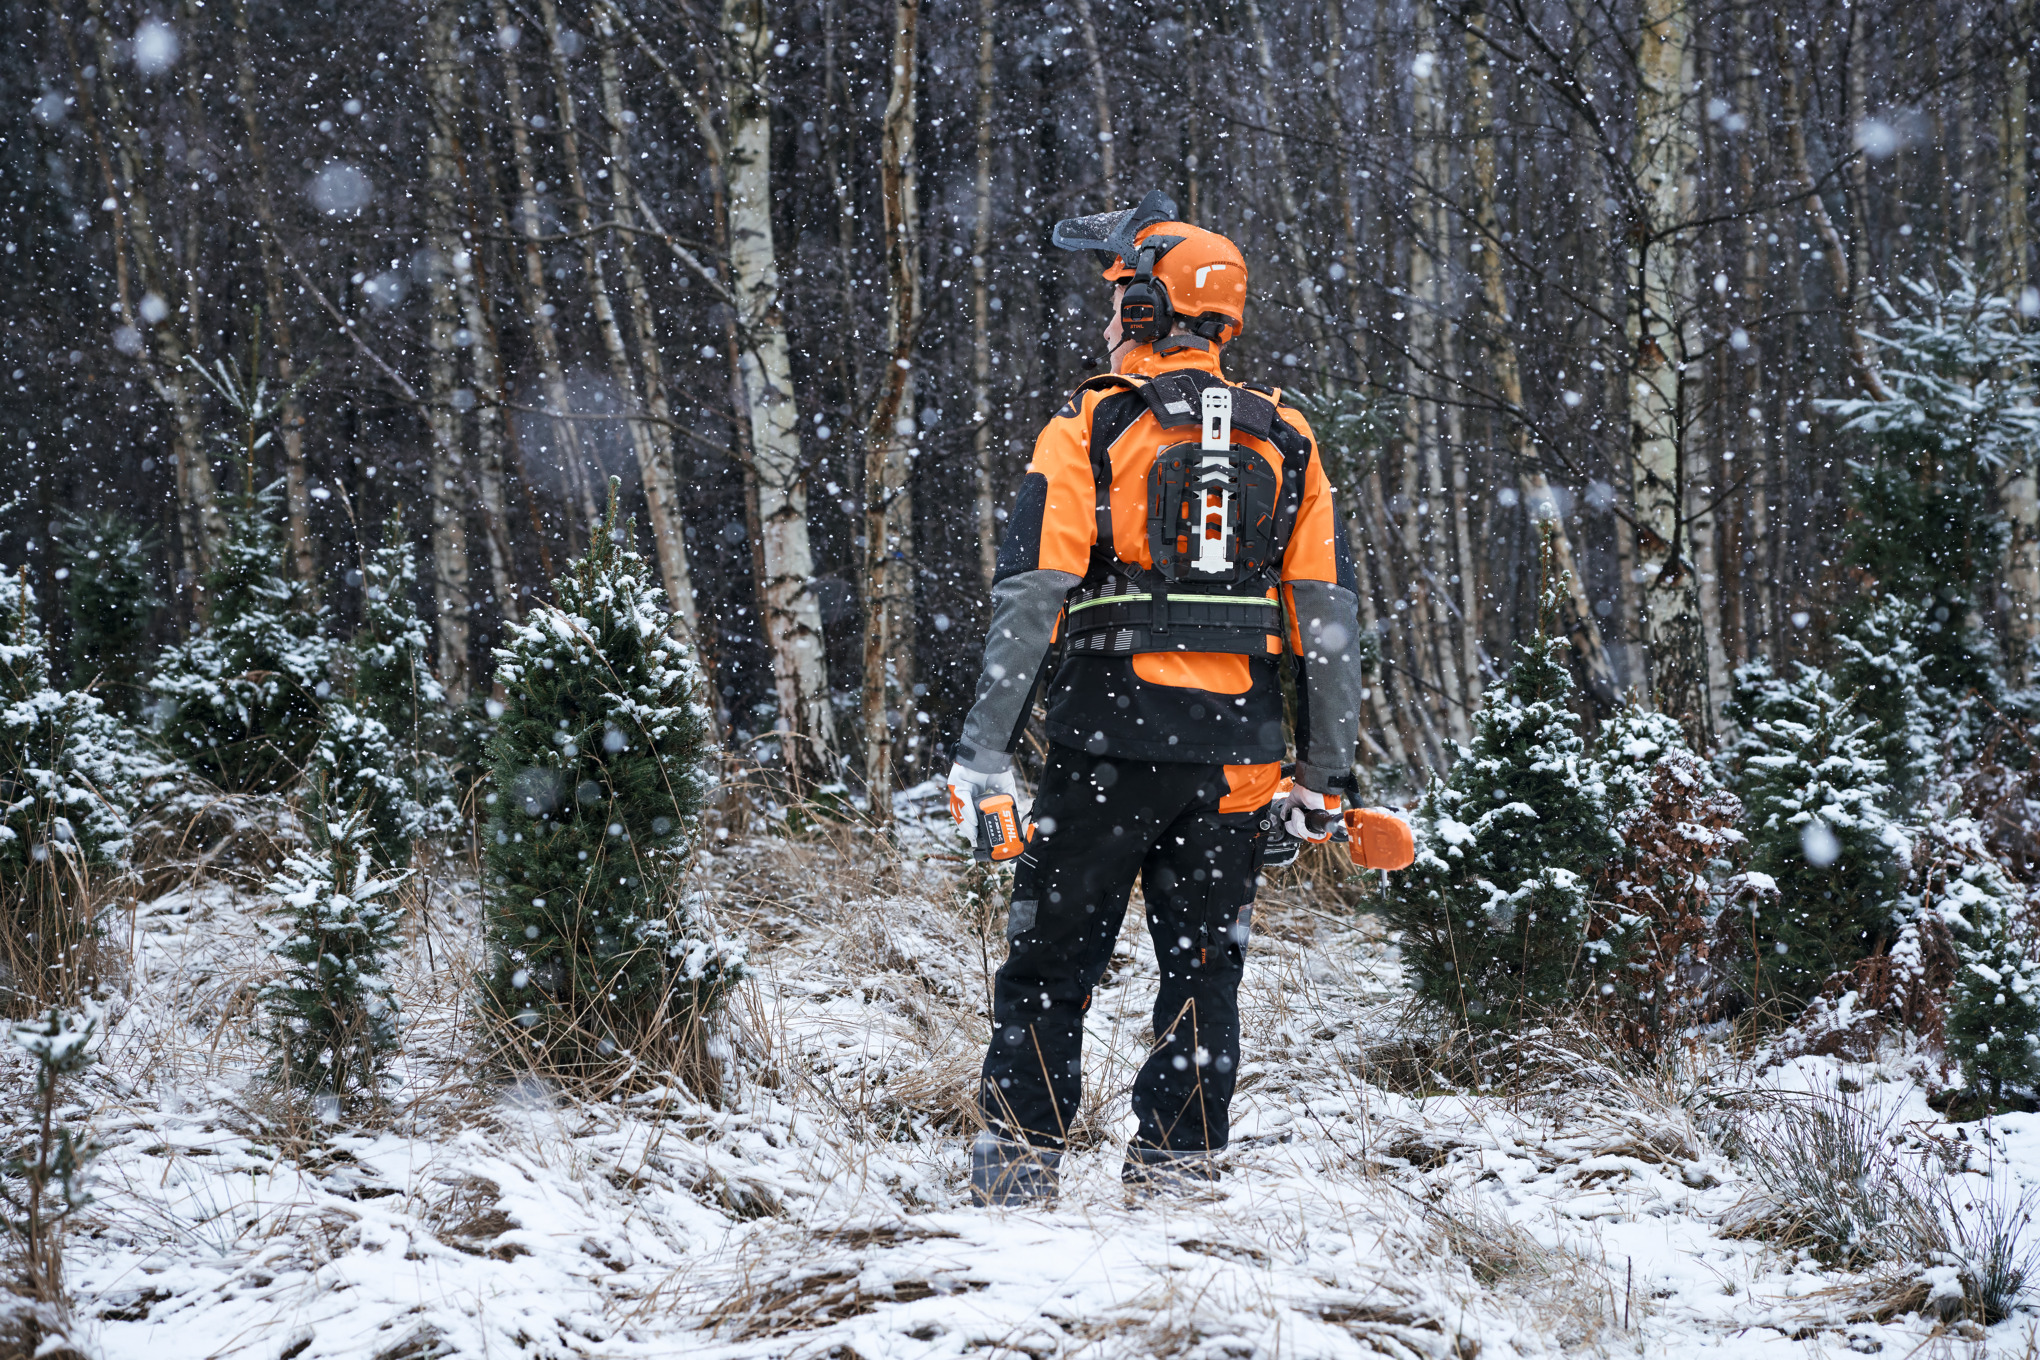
1053, 192, 1250, 365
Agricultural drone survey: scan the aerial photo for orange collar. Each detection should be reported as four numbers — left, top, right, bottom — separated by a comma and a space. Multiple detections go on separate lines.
1119, 342, 1225, 381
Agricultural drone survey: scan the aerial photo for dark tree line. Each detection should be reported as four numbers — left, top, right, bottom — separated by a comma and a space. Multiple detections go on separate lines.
4, 0, 2038, 802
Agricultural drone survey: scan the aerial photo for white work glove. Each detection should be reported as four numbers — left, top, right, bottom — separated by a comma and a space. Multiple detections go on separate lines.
947, 760, 1018, 826
1281, 784, 1341, 843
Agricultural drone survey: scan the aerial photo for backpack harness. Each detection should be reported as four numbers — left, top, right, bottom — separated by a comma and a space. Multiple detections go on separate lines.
1062, 367, 1310, 658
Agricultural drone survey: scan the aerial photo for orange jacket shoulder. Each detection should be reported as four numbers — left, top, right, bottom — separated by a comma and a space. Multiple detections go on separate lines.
1276, 404, 1341, 586
1025, 382, 1121, 577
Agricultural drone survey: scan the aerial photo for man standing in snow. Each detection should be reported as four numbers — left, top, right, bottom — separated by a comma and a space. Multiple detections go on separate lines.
947, 192, 1369, 1203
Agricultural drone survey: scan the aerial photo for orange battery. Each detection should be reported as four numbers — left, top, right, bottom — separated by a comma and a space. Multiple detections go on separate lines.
1345, 808, 1415, 871
977, 793, 1025, 863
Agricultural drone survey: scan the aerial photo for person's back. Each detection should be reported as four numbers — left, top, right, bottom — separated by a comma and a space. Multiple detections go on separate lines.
947, 192, 1373, 1204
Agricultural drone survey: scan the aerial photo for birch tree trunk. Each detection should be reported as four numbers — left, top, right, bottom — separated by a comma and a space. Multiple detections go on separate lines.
720, 0, 838, 784
452, 188, 521, 626
423, 0, 473, 702
861, 0, 924, 821
230, 0, 315, 596
971, 0, 1000, 589
581, 5, 705, 657
1462, 0, 1618, 709
2003, 0, 2040, 655
492, 0, 596, 556
1406, 0, 1467, 744
1628, 0, 1706, 732
82, 0, 224, 583
1736, 7, 1773, 652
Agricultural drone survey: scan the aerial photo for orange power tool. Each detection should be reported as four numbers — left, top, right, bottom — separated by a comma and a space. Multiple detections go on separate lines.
973, 794, 1027, 864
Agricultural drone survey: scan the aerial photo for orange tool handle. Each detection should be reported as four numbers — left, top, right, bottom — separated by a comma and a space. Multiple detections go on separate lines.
977, 793, 1025, 863
1344, 808, 1415, 871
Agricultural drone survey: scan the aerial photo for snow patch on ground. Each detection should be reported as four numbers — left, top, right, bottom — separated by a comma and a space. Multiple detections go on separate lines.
11, 832, 2038, 1357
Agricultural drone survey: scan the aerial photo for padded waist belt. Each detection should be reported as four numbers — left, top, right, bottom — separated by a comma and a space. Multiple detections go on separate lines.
1063, 585, 1283, 657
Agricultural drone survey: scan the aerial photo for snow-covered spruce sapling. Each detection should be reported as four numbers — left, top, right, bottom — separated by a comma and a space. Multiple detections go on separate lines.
1817, 267, 2024, 746
306, 701, 425, 874
1593, 706, 1744, 1055
1937, 827, 2040, 1106
0, 567, 143, 1013
1717, 662, 1907, 1010
1831, 598, 1938, 813
258, 809, 405, 1103
1380, 631, 1621, 1031
1, 1005, 101, 1315
305, 521, 456, 871
353, 516, 452, 769
150, 485, 332, 793
54, 511, 157, 721
483, 484, 743, 1073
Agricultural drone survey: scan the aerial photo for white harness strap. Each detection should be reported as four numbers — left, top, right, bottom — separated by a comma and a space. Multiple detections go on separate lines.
1194, 387, 1236, 576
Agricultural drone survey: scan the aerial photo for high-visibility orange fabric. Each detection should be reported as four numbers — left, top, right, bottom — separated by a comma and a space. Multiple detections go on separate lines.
1220, 761, 1283, 813
1028, 343, 1342, 696
1013, 342, 1352, 767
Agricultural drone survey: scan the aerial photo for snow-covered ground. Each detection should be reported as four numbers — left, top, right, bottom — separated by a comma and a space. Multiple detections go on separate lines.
13, 799, 2040, 1358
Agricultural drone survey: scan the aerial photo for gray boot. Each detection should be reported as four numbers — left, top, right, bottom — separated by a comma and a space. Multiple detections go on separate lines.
970, 1133, 1062, 1206
1121, 1145, 1222, 1197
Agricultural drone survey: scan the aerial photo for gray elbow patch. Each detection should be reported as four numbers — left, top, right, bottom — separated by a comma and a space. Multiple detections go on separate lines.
1006, 899, 1039, 940
960, 569, 1081, 759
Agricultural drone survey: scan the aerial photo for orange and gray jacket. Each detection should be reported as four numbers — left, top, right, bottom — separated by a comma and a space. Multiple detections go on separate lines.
956, 342, 1364, 797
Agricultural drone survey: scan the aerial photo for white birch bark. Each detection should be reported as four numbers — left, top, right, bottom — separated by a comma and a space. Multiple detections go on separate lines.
1406, 1, 1467, 744
1628, 0, 1707, 730
583, 6, 706, 660
423, 0, 473, 702
84, 0, 224, 580
2003, 0, 2040, 655
720, 0, 838, 782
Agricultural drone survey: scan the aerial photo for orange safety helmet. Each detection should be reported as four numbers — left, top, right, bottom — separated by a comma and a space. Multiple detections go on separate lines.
1052, 190, 1249, 346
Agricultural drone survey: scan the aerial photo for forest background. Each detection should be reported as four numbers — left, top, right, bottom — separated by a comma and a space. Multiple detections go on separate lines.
4, 0, 2036, 800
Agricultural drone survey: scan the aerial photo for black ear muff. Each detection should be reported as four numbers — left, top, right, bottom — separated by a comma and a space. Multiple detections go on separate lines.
1119, 243, 1173, 345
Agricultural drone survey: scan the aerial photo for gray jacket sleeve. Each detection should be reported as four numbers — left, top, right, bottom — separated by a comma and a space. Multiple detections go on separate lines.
956, 568, 1081, 772
1289, 579, 1365, 796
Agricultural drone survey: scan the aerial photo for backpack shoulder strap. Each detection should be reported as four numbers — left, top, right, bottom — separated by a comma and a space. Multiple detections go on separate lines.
1066, 372, 1146, 560
1266, 399, 1315, 556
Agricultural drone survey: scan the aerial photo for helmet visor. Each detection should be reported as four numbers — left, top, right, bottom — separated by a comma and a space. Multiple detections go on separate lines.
1051, 189, 1179, 266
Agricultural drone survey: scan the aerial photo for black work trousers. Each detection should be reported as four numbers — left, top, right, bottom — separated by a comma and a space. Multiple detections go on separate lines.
978, 743, 1268, 1154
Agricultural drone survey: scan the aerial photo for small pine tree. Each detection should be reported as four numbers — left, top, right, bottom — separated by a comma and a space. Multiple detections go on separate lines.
1, 1002, 102, 1330
306, 702, 424, 872
1593, 706, 1744, 1054
1718, 662, 1906, 1009
0, 568, 144, 1012
258, 809, 405, 1103
54, 512, 156, 720
482, 484, 743, 1072
1381, 631, 1621, 1030
1929, 822, 2040, 1105
308, 520, 456, 869
150, 487, 333, 794
353, 516, 447, 758
1831, 598, 1938, 812
1817, 267, 2027, 742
